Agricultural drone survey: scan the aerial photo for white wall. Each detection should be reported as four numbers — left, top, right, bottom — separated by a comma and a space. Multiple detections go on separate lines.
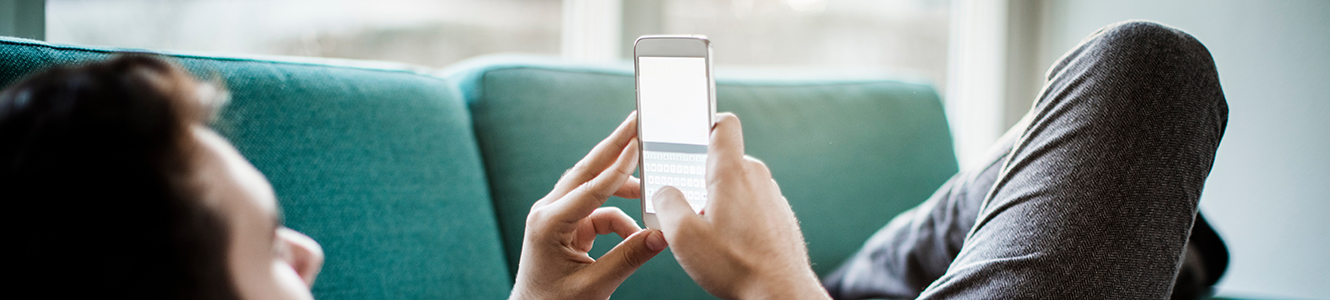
1030, 1, 1330, 298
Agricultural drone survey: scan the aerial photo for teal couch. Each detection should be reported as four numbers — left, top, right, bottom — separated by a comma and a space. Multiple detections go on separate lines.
0, 37, 957, 299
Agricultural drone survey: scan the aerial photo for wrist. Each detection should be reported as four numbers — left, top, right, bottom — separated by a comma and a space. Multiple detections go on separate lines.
509, 277, 543, 300
508, 283, 530, 300
738, 267, 830, 300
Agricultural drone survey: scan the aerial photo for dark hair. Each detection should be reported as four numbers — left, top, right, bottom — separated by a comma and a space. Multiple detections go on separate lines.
0, 55, 238, 299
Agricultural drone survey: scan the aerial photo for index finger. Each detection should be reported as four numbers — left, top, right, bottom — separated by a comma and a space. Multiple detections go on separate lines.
547, 111, 639, 199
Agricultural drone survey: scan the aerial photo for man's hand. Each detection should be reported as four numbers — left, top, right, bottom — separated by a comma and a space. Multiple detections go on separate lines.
653, 113, 831, 300
511, 111, 669, 300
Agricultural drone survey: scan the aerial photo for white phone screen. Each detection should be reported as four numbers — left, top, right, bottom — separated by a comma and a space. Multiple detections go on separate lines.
638, 56, 709, 213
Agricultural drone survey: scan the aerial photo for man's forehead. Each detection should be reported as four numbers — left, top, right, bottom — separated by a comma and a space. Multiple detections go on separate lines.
191, 126, 280, 223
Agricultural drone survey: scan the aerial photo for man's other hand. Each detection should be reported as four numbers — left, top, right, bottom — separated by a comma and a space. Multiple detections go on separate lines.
652, 113, 830, 300
511, 111, 668, 300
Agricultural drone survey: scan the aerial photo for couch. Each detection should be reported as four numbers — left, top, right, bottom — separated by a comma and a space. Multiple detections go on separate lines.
0, 36, 960, 299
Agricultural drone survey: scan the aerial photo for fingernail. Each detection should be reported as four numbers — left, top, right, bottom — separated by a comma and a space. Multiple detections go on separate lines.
645, 229, 668, 251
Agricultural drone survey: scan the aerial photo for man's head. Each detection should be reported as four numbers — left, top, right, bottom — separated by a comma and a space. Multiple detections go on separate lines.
0, 56, 322, 299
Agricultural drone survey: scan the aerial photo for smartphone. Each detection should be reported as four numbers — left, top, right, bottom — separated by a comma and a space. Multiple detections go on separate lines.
634, 35, 716, 229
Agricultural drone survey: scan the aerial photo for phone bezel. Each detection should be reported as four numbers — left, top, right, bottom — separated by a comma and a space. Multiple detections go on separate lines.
634, 35, 716, 230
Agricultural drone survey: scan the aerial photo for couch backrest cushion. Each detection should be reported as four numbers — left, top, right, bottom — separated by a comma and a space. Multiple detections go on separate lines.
448, 57, 960, 299
0, 37, 511, 300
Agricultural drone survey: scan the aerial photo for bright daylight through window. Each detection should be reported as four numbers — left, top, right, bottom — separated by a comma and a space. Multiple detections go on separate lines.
46, 0, 948, 87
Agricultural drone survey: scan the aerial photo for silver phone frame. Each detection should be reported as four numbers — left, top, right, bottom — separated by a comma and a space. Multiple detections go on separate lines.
633, 35, 716, 229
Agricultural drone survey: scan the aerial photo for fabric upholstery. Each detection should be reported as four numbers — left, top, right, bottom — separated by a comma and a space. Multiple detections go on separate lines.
0, 37, 511, 300
2, 36, 960, 299
448, 59, 959, 299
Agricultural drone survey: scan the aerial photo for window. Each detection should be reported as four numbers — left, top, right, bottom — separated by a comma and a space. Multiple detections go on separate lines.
45, 0, 957, 159
46, 0, 563, 68
645, 0, 949, 89
48, 0, 947, 87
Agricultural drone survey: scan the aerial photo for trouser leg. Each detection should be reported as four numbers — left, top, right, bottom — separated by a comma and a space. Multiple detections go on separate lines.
823, 20, 1229, 300
822, 116, 1024, 299
920, 20, 1228, 299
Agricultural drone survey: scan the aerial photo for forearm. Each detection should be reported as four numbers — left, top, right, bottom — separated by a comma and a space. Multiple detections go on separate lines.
739, 265, 831, 300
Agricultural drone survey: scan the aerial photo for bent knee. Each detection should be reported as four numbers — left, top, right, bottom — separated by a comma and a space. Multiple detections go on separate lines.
1044, 20, 1228, 134
1082, 21, 1222, 104
1095, 20, 1191, 44
1090, 20, 1213, 69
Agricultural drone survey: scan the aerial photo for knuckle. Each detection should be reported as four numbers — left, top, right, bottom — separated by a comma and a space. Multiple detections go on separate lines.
742, 155, 767, 166
620, 246, 648, 267
582, 181, 613, 199
609, 162, 634, 178
711, 155, 743, 171
605, 206, 629, 218
592, 206, 627, 221
525, 207, 545, 227
743, 157, 772, 175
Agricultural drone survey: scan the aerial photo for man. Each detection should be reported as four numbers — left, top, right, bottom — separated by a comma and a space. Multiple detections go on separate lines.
2, 20, 1226, 300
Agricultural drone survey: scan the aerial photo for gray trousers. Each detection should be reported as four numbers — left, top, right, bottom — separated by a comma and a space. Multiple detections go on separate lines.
823, 21, 1230, 300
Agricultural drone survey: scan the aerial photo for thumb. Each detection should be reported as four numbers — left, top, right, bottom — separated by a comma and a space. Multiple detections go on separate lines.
585, 229, 667, 285
652, 186, 707, 242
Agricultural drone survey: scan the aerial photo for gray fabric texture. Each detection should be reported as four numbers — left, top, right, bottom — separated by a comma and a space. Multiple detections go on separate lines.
823, 21, 1229, 300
